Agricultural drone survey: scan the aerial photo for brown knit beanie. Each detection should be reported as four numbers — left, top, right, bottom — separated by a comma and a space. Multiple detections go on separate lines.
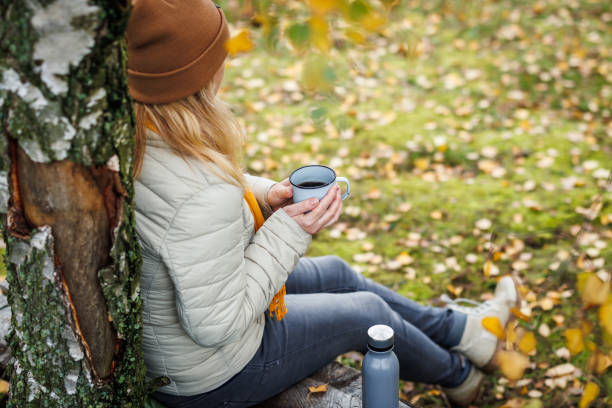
127, 0, 229, 104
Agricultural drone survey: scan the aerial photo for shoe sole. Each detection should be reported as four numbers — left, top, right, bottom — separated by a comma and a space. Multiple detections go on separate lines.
447, 371, 486, 408
480, 276, 522, 374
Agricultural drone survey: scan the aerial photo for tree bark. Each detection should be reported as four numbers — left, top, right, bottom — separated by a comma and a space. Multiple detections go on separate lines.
0, 0, 147, 406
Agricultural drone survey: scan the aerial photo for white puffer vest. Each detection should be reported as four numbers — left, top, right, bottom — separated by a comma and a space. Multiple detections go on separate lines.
134, 131, 311, 395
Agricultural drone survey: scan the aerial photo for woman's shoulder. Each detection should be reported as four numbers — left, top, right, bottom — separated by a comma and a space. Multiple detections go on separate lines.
135, 140, 242, 211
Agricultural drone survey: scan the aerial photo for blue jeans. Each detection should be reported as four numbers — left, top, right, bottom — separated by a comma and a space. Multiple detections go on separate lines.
153, 256, 469, 408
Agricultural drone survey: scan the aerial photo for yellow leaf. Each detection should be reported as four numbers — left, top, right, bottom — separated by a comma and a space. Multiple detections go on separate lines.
361, 12, 386, 32
308, 383, 328, 393
0, 380, 8, 394
414, 158, 429, 170
518, 331, 537, 354
578, 382, 599, 408
482, 316, 504, 340
497, 350, 530, 380
564, 328, 585, 355
506, 322, 518, 344
483, 261, 492, 277
510, 306, 530, 321
309, 0, 338, 15
225, 30, 255, 56
345, 28, 366, 44
600, 298, 612, 336
596, 353, 611, 374
309, 16, 331, 51
588, 350, 612, 374
580, 273, 610, 306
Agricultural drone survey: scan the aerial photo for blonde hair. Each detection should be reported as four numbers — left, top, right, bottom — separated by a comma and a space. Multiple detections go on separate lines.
133, 81, 247, 189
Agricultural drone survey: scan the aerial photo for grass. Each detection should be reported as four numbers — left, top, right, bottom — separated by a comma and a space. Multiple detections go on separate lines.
0, 0, 609, 406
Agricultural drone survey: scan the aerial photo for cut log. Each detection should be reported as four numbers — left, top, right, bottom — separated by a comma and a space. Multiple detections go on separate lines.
255, 361, 414, 408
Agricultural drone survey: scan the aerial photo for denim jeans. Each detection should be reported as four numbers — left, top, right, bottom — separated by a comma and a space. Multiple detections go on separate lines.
153, 256, 469, 408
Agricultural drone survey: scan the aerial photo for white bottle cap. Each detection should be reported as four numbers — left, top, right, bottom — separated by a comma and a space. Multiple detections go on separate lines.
367, 324, 394, 350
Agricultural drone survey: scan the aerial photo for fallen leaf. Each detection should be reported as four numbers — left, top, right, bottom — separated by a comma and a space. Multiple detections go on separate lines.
600, 298, 612, 336
511, 307, 530, 321
0, 380, 7, 394
430, 210, 443, 220
518, 331, 537, 354
483, 260, 499, 277
545, 363, 575, 377
578, 382, 599, 408
538, 323, 551, 337
497, 350, 530, 380
564, 328, 584, 355
580, 273, 610, 306
308, 383, 328, 394
482, 316, 504, 340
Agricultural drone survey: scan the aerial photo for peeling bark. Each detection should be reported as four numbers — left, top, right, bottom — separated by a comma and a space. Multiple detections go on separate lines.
15, 144, 116, 379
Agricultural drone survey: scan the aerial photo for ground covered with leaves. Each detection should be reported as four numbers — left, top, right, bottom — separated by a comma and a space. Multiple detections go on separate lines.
0, 0, 609, 406
219, 0, 612, 406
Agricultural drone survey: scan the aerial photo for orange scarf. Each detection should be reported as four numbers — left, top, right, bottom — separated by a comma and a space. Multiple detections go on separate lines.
244, 191, 287, 320
145, 122, 287, 320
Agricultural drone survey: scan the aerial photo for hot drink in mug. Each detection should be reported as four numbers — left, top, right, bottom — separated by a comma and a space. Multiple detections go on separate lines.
289, 165, 350, 203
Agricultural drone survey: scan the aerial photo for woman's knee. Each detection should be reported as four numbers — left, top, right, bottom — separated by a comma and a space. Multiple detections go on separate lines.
320, 255, 362, 288
350, 291, 393, 323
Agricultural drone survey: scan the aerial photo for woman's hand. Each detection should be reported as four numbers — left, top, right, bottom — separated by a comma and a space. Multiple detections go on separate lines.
267, 178, 293, 212
282, 185, 343, 235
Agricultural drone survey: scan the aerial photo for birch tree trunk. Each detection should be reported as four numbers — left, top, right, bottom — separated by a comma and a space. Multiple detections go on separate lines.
0, 0, 148, 405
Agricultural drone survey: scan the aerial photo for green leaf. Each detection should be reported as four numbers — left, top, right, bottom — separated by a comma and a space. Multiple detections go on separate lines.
348, 0, 370, 20
287, 23, 310, 49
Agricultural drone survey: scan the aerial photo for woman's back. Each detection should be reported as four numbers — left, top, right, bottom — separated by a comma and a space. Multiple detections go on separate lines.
135, 129, 311, 396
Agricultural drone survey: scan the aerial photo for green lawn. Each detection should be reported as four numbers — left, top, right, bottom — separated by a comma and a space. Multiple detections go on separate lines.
0, 0, 609, 406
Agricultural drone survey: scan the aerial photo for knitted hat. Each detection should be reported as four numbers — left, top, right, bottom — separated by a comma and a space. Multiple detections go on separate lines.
127, 0, 229, 104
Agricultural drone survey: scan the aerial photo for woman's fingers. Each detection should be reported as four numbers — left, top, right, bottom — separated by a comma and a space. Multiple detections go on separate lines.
323, 192, 343, 228
283, 197, 318, 217
316, 188, 342, 228
303, 185, 338, 222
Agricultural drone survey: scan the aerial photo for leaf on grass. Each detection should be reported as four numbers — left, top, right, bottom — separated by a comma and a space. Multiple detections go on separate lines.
511, 306, 530, 321
600, 298, 612, 336
482, 316, 504, 340
564, 328, 584, 355
580, 273, 610, 306
518, 331, 537, 354
225, 30, 255, 55
0, 380, 7, 394
588, 351, 612, 374
578, 382, 599, 408
497, 350, 530, 380
483, 260, 499, 277
308, 383, 328, 394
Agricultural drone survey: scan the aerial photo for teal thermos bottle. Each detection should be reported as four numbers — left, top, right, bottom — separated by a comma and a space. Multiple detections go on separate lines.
362, 324, 399, 408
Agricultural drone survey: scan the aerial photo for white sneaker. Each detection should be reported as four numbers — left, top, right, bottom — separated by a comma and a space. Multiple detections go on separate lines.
443, 276, 521, 371
443, 365, 485, 407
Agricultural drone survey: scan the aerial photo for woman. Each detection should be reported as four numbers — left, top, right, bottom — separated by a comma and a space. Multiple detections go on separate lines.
127, 0, 520, 406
